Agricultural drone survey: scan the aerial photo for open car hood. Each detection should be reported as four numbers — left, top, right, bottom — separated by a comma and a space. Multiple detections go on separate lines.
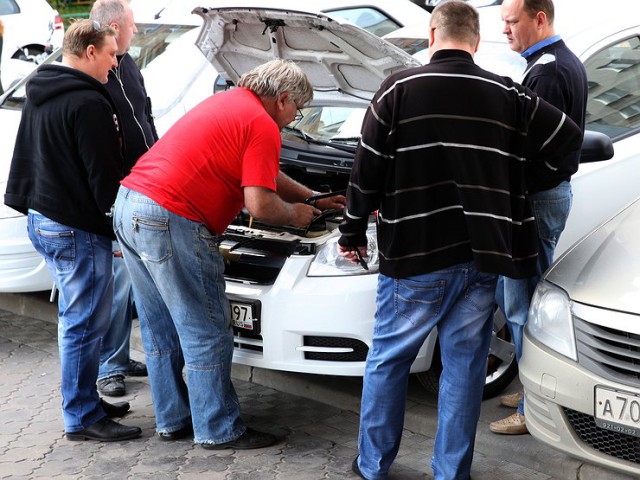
193, 6, 420, 104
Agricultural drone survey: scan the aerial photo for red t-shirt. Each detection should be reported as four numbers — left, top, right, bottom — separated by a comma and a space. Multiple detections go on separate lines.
122, 88, 281, 234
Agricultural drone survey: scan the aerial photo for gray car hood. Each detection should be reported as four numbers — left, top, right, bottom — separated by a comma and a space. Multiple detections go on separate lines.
193, 6, 420, 104
546, 198, 640, 315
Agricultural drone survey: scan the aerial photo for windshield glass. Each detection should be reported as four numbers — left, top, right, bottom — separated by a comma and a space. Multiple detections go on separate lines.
285, 106, 366, 145
129, 23, 197, 69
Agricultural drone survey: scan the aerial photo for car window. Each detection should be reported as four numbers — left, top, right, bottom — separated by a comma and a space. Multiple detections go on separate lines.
129, 23, 198, 69
0, 0, 20, 15
287, 106, 366, 145
585, 35, 640, 139
385, 36, 429, 56
324, 7, 400, 37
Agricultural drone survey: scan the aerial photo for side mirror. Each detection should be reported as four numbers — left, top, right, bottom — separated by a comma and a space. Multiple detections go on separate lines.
580, 130, 614, 164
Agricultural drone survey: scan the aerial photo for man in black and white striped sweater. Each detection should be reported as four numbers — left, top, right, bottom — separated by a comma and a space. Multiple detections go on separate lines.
338, 1, 582, 479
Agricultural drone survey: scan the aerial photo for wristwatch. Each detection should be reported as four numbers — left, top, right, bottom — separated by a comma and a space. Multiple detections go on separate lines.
304, 191, 321, 206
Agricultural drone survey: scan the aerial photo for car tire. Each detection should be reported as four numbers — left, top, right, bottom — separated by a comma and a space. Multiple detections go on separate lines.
415, 307, 518, 399
13, 45, 46, 64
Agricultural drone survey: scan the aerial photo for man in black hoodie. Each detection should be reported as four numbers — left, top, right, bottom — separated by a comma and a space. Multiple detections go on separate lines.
4, 19, 142, 442
90, 0, 157, 398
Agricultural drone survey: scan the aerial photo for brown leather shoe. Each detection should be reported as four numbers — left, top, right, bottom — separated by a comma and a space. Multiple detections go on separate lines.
500, 390, 523, 408
489, 412, 528, 435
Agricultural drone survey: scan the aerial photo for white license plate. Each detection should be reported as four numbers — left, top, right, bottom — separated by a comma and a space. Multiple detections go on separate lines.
594, 386, 640, 437
230, 302, 255, 331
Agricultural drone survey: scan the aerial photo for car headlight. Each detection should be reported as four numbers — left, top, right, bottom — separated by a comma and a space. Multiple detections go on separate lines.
307, 224, 379, 276
527, 280, 577, 360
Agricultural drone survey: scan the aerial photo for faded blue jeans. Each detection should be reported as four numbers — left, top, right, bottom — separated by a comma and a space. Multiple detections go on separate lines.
27, 212, 113, 433
495, 181, 572, 415
113, 186, 245, 444
98, 242, 134, 381
356, 262, 497, 480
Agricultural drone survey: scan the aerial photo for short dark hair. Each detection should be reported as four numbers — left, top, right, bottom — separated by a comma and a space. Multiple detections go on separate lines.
523, 0, 555, 25
430, 0, 480, 47
63, 19, 117, 58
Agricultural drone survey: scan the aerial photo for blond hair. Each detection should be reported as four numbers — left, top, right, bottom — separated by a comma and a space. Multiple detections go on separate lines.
63, 19, 117, 58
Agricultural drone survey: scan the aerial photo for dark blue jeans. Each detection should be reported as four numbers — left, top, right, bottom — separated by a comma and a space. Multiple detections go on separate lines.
28, 212, 113, 432
357, 262, 497, 479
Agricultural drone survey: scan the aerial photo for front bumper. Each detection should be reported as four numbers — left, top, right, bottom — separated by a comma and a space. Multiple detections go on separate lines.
520, 331, 640, 476
226, 253, 436, 376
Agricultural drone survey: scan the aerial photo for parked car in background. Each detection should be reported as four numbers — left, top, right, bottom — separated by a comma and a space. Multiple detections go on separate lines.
521, 195, 640, 477
0, 0, 63, 89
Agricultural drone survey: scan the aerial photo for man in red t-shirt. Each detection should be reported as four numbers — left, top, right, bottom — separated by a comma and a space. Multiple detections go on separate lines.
113, 59, 345, 449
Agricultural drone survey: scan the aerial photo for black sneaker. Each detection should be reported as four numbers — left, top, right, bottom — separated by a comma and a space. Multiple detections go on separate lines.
127, 360, 148, 377
97, 375, 126, 397
200, 427, 277, 450
352, 456, 366, 479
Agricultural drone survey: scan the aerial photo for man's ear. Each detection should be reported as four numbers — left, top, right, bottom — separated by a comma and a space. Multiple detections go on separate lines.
277, 92, 290, 110
86, 44, 96, 60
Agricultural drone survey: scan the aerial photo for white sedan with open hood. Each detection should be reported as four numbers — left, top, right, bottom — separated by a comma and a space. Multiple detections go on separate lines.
191, 5, 613, 397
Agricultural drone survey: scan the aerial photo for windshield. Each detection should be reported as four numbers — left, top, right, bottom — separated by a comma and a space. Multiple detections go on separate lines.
285, 106, 366, 146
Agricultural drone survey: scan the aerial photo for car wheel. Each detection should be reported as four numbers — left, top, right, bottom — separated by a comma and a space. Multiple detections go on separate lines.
415, 308, 518, 399
13, 46, 47, 64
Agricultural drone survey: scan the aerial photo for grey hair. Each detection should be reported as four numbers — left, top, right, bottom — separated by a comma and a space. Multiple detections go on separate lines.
238, 59, 313, 106
90, 0, 129, 26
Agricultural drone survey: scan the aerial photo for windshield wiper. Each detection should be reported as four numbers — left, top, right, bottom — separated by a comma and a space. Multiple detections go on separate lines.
283, 126, 356, 154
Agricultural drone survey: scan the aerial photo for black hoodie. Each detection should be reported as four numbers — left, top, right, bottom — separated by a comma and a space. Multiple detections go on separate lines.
4, 64, 123, 238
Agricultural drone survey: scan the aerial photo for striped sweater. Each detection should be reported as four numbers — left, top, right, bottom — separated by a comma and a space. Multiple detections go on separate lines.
338, 49, 583, 279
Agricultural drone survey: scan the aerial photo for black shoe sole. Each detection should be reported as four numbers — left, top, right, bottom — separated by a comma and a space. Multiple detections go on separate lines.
66, 430, 141, 442
158, 425, 193, 441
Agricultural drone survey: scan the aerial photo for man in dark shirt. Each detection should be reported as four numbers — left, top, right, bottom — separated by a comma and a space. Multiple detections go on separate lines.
4, 19, 141, 442
490, 0, 588, 436
90, 0, 157, 398
338, 1, 582, 478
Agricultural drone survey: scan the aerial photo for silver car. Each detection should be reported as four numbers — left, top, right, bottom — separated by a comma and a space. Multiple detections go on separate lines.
522, 196, 640, 477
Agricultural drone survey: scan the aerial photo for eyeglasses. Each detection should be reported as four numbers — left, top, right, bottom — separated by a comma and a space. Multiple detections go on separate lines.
93, 20, 101, 31
287, 98, 304, 122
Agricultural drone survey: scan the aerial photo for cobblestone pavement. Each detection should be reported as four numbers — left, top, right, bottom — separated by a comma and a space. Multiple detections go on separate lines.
0, 305, 635, 480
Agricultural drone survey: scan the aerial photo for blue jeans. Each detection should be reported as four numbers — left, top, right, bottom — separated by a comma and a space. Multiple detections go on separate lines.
27, 212, 113, 433
495, 181, 572, 415
357, 263, 497, 480
113, 186, 244, 443
98, 241, 133, 381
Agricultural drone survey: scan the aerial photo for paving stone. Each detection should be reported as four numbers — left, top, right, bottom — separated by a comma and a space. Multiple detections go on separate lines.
1, 306, 636, 480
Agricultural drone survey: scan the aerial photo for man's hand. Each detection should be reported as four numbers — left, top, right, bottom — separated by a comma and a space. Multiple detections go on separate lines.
338, 244, 368, 264
314, 194, 346, 211
291, 203, 321, 228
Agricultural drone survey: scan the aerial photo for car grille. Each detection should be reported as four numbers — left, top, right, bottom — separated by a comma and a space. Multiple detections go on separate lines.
303, 336, 368, 361
564, 408, 640, 464
574, 316, 640, 387
233, 328, 263, 353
